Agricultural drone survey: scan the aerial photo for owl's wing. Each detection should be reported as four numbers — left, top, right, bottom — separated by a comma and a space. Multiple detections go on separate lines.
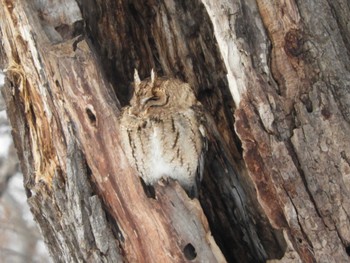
196, 122, 207, 193
185, 105, 208, 198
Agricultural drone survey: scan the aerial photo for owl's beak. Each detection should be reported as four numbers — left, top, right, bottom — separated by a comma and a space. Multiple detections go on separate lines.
128, 106, 141, 117
128, 97, 153, 117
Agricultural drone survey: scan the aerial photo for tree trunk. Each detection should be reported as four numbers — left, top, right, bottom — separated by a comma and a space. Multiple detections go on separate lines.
1, 0, 350, 262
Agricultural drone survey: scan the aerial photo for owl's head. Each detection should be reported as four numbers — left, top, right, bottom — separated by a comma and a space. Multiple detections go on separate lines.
129, 69, 196, 116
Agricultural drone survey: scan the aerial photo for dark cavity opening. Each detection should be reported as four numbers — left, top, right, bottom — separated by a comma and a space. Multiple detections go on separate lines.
140, 178, 156, 199
346, 246, 350, 256
183, 243, 197, 260
86, 108, 97, 125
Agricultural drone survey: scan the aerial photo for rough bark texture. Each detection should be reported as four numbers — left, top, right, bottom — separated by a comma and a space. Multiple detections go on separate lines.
1, 0, 350, 263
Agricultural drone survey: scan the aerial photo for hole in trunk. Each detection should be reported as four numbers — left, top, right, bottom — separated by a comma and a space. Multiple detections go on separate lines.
183, 243, 197, 260
86, 107, 97, 126
346, 246, 350, 256
140, 178, 156, 199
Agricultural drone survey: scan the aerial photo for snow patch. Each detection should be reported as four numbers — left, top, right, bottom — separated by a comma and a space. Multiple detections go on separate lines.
0, 135, 12, 157
0, 126, 11, 134
0, 70, 5, 88
35, 239, 50, 257
8, 173, 36, 224
0, 110, 7, 119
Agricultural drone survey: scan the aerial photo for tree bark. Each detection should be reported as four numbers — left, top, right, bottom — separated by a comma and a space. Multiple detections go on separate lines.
1, 0, 350, 262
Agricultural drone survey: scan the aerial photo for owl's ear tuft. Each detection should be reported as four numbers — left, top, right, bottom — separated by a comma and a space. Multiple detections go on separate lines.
150, 68, 156, 86
134, 69, 141, 90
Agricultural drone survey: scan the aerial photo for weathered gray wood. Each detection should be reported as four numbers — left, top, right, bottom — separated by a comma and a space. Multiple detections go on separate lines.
2, 72, 123, 262
193, 0, 350, 262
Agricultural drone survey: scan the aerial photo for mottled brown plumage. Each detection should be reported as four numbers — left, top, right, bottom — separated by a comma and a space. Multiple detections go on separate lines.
119, 70, 206, 196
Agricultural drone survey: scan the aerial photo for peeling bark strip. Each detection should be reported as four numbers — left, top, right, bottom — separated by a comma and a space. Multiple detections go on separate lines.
1, 0, 350, 262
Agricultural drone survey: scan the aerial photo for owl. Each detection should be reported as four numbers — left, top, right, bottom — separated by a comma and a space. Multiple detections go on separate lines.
119, 69, 207, 197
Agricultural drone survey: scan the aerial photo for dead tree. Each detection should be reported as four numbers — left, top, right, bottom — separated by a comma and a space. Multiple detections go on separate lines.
1, 0, 350, 262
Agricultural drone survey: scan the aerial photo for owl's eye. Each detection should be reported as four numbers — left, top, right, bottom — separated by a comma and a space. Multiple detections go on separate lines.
141, 96, 159, 105
148, 96, 160, 101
